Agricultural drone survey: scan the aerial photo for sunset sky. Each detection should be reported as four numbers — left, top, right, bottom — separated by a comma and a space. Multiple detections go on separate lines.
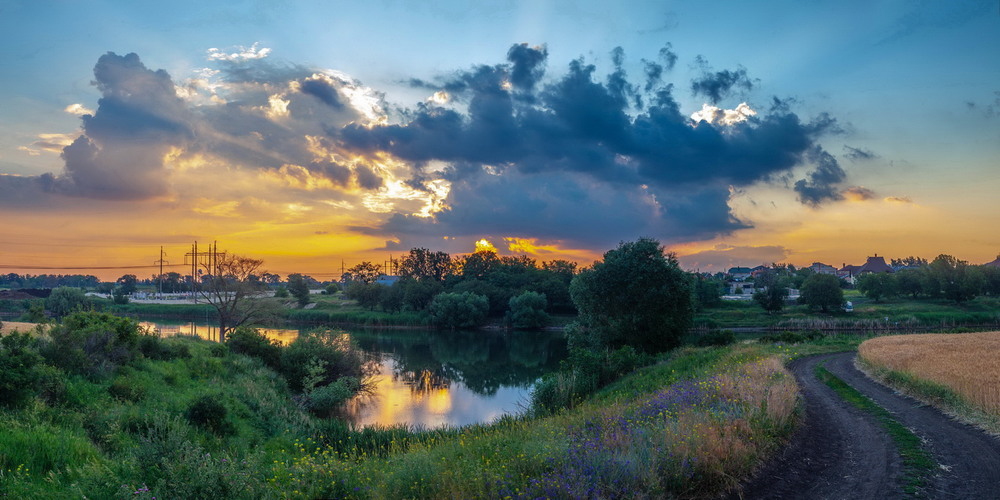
1, 0, 998, 281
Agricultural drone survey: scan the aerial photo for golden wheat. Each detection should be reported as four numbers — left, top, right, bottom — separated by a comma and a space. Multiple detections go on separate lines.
859, 332, 1000, 414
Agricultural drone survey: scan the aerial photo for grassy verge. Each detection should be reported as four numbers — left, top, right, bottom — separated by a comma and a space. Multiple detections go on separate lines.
814, 363, 935, 496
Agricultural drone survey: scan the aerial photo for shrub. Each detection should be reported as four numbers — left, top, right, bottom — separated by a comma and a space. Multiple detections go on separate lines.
758, 331, 806, 344
274, 286, 290, 298
137, 334, 190, 360
695, 330, 737, 347
507, 291, 549, 329
280, 329, 370, 393
108, 377, 146, 402
428, 291, 489, 330
41, 311, 144, 376
308, 377, 360, 415
226, 327, 281, 369
184, 395, 233, 436
0, 331, 50, 407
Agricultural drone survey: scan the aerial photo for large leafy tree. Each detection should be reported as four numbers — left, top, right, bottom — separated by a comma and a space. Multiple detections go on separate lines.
927, 254, 984, 303
286, 273, 311, 307
856, 272, 898, 302
399, 248, 453, 282
752, 269, 788, 314
569, 238, 693, 354
799, 273, 843, 312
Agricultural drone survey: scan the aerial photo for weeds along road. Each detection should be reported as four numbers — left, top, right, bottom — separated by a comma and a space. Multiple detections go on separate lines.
733, 352, 1000, 499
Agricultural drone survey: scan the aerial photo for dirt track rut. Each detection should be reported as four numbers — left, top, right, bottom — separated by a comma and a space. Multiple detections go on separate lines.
733, 352, 1000, 499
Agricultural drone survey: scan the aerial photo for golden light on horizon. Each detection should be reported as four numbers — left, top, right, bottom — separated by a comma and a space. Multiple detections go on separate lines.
475, 238, 497, 253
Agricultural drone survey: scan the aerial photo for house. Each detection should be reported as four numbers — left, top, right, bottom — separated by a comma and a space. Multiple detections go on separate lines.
807, 262, 838, 275
750, 265, 770, 278
858, 254, 894, 274
727, 267, 753, 281
838, 264, 861, 282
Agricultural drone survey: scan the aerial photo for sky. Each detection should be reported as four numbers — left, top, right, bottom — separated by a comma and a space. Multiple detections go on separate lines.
0, 0, 998, 281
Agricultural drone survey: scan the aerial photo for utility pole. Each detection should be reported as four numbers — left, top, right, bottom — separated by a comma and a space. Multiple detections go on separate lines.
153, 246, 169, 298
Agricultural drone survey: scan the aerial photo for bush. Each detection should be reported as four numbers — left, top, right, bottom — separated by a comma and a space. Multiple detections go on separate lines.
0, 331, 51, 407
41, 311, 144, 376
184, 395, 233, 436
758, 331, 806, 344
280, 329, 369, 393
428, 292, 490, 330
695, 330, 736, 347
308, 377, 360, 415
46, 287, 92, 318
137, 335, 190, 360
274, 286, 290, 298
226, 327, 282, 369
507, 291, 549, 329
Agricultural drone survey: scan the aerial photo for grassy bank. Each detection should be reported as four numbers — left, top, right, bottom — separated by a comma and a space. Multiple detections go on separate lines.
694, 294, 1000, 331
0, 318, 873, 498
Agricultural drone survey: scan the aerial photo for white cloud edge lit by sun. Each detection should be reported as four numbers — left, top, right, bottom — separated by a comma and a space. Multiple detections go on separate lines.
206, 42, 272, 62
690, 102, 756, 125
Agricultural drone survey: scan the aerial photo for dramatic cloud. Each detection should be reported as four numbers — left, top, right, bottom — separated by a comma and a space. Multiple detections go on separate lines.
690, 57, 755, 104
47, 52, 193, 199
336, 45, 846, 249
207, 42, 271, 62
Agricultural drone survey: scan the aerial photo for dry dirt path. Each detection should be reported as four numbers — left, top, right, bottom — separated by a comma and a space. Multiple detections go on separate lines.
733, 352, 1000, 499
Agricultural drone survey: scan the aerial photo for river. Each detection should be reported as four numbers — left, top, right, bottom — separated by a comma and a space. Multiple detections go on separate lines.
139, 319, 567, 429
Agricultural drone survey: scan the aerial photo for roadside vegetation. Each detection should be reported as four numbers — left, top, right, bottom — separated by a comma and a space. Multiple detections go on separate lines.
858, 332, 1000, 434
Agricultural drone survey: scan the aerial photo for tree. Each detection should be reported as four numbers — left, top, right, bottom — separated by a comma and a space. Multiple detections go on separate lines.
198, 254, 276, 340
345, 262, 382, 284
428, 292, 489, 330
895, 269, 924, 298
286, 273, 311, 307
891, 256, 928, 268
399, 248, 453, 281
800, 274, 844, 312
752, 269, 788, 314
116, 274, 138, 295
569, 238, 693, 354
507, 291, 549, 329
345, 282, 383, 310
46, 287, 90, 318
927, 254, 984, 303
856, 272, 897, 302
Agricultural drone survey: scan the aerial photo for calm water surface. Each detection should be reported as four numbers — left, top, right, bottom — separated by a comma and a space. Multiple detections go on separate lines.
140, 319, 567, 429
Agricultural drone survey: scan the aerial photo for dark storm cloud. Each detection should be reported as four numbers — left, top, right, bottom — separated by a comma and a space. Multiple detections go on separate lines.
506, 43, 547, 92
335, 44, 848, 247
843, 145, 878, 162
353, 170, 747, 249
794, 146, 847, 206
299, 75, 344, 108
690, 65, 755, 104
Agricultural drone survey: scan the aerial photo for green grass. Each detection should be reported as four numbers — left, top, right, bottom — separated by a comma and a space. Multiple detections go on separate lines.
814, 363, 935, 496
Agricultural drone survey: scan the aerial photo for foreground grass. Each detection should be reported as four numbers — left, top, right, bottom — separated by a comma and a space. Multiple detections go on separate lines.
814, 363, 935, 496
858, 332, 1000, 435
0, 336, 825, 499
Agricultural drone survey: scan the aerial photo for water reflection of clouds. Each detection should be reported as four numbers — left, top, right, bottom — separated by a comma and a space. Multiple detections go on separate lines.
345, 357, 531, 429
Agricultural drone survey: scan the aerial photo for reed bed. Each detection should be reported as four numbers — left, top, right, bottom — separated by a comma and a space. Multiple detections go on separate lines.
859, 332, 1000, 415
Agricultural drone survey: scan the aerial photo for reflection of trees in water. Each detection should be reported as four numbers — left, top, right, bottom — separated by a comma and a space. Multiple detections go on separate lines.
345, 329, 568, 397
393, 368, 451, 394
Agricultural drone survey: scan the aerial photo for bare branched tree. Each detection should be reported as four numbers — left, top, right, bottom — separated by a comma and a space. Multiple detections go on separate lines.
198, 254, 274, 340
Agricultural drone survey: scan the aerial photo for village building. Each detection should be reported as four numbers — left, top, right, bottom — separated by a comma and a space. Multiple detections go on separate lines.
807, 262, 838, 275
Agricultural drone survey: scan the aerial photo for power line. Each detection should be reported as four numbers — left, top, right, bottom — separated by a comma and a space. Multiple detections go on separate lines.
0, 264, 186, 270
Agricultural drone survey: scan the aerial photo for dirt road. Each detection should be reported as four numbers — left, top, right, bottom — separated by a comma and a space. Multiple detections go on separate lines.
733, 352, 1000, 499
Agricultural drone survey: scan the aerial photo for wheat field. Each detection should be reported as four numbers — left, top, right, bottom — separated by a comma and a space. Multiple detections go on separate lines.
859, 332, 1000, 414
